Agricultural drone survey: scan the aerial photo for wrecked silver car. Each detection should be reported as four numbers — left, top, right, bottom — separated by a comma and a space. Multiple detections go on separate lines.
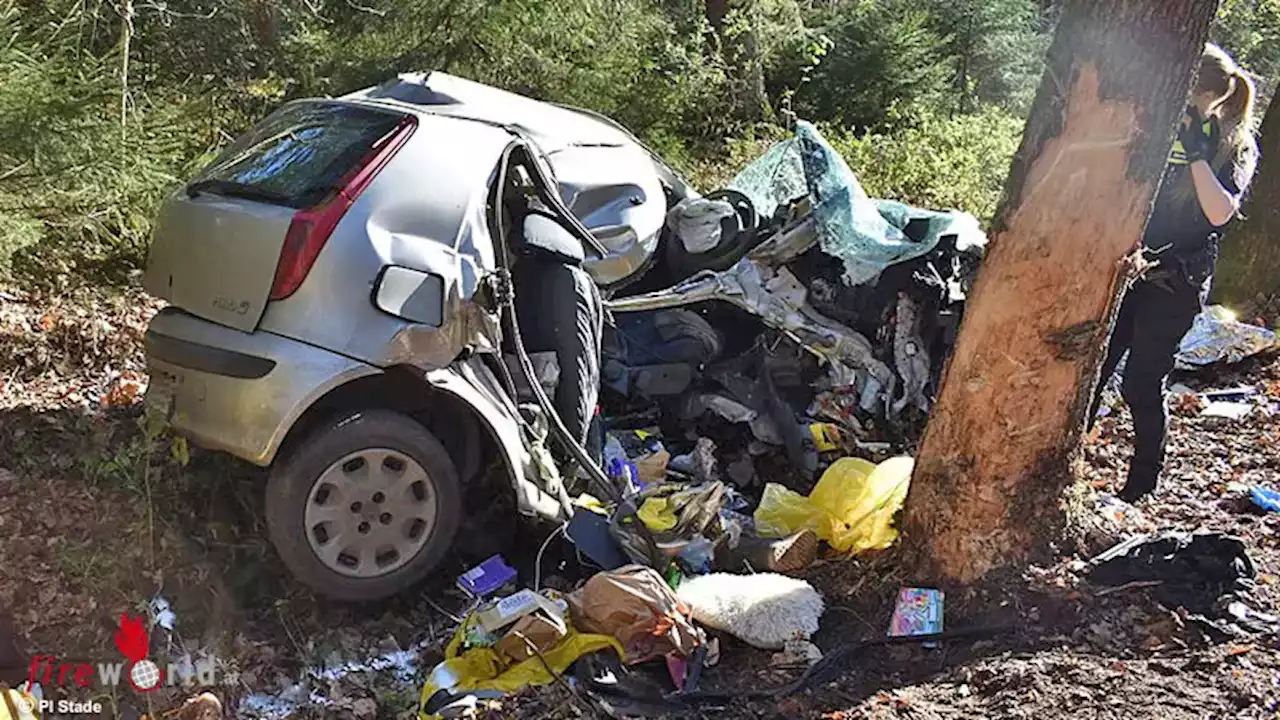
142, 71, 985, 601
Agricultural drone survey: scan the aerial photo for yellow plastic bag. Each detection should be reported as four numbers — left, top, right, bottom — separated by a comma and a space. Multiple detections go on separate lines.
0, 687, 38, 720
637, 496, 678, 532
418, 612, 623, 719
753, 456, 913, 554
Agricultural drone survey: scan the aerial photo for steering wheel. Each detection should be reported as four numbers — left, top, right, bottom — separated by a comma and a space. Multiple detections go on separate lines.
665, 188, 761, 279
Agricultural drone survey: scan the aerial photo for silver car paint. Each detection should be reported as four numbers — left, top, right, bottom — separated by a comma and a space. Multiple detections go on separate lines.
144, 73, 682, 524
147, 310, 381, 465
344, 73, 671, 288
144, 195, 295, 331
425, 358, 564, 520
258, 112, 510, 369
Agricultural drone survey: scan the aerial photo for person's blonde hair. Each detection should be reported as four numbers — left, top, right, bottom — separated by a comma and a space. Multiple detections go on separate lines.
1172, 43, 1260, 207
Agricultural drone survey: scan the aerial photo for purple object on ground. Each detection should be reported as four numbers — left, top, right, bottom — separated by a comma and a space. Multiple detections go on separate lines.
457, 554, 518, 598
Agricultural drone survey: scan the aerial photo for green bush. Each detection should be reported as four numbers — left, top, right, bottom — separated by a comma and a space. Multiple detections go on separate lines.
0, 0, 1268, 293
824, 105, 1024, 220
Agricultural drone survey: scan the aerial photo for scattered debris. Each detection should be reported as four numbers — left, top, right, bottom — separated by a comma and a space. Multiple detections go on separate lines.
457, 555, 519, 599
754, 456, 913, 554
770, 638, 823, 667
1176, 305, 1277, 369
676, 573, 823, 650
668, 438, 719, 483
1250, 486, 1280, 513
167, 692, 224, 720
1095, 493, 1147, 528
568, 566, 705, 664
1200, 400, 1254, 419
418, 590, 622, 719
717, 528, 819, 576
888, 588, 945, 639
1088, 531, 1255, 615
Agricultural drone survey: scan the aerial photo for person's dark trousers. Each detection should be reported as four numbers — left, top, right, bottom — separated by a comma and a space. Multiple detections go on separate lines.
1089, 278, 1201, 501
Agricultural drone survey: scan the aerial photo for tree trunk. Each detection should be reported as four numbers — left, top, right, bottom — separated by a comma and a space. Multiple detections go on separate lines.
901, 0, 1218, 584
705, 0, 728, 30
1212, 91, 1280, 310
704, 0, 770, 123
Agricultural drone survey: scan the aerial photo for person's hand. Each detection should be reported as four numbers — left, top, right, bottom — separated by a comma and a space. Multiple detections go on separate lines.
1121, 246, 1159, 279
1178, 106, 1221, 164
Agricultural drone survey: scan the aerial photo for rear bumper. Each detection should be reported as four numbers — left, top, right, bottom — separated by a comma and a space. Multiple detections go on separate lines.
145, 308, 379, 466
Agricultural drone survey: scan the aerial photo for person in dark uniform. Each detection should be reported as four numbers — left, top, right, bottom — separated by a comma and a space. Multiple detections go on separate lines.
1092, 43, 1260, 503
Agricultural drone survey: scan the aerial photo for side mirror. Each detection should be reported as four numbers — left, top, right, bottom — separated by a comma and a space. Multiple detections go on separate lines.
373, 266, 444, 327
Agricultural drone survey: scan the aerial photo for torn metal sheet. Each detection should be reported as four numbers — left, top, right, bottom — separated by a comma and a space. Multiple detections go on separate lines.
891, 293, 930, 416
607, 258, 895, 412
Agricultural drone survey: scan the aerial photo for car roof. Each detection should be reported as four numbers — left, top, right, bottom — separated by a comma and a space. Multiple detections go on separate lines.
339, 72, 632, 153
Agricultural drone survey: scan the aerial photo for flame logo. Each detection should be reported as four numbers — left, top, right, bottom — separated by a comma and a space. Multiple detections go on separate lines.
114, 613, 162, 692
114, 614, 149, 663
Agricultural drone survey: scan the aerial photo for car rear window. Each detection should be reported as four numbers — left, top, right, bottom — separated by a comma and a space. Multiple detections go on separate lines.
192, 101, 406, 207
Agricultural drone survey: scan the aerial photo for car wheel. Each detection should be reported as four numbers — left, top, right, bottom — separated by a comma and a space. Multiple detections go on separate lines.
266, 410, 462, 601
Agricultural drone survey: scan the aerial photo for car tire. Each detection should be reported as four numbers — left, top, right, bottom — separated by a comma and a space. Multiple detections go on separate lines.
266, 409, 462, 602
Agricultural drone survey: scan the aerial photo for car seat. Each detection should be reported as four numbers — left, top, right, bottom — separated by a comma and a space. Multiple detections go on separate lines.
508, 200, 605, 447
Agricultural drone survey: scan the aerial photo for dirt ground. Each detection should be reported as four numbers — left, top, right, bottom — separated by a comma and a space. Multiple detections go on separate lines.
1, 288, 1277, 719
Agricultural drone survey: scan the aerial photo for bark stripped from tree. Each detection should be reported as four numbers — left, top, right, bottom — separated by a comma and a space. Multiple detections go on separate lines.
902, 0, 1218, 584
1213, 91, 1280, 309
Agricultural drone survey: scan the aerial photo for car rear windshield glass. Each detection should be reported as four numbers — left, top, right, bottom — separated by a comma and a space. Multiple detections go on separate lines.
192, 101, 405, 207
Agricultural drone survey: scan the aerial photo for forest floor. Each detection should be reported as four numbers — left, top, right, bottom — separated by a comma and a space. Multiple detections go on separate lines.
0, 287, 1277, 720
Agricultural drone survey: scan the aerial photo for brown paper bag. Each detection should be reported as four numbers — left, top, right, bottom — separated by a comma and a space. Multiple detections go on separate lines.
568, 565, 704, 664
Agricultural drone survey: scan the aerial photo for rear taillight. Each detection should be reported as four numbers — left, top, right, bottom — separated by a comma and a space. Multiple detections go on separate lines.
269, 115, 417, 301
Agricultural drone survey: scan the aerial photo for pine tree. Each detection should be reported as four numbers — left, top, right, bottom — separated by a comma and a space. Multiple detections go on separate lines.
926, 0, 1050, 115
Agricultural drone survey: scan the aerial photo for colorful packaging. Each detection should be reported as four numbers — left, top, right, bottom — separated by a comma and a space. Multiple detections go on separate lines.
888, 587, 944, 640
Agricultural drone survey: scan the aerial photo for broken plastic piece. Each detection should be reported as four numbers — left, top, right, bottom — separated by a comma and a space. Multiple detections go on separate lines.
566, 506, 629, 571
808, 423, 841, 452
1251, 486, 1280, 513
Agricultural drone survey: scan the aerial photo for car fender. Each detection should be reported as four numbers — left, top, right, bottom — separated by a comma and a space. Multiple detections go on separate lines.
423, 358, 567, 523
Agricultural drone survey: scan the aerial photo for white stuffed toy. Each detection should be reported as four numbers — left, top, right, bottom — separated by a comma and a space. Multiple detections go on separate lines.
676, 572, 824, 650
